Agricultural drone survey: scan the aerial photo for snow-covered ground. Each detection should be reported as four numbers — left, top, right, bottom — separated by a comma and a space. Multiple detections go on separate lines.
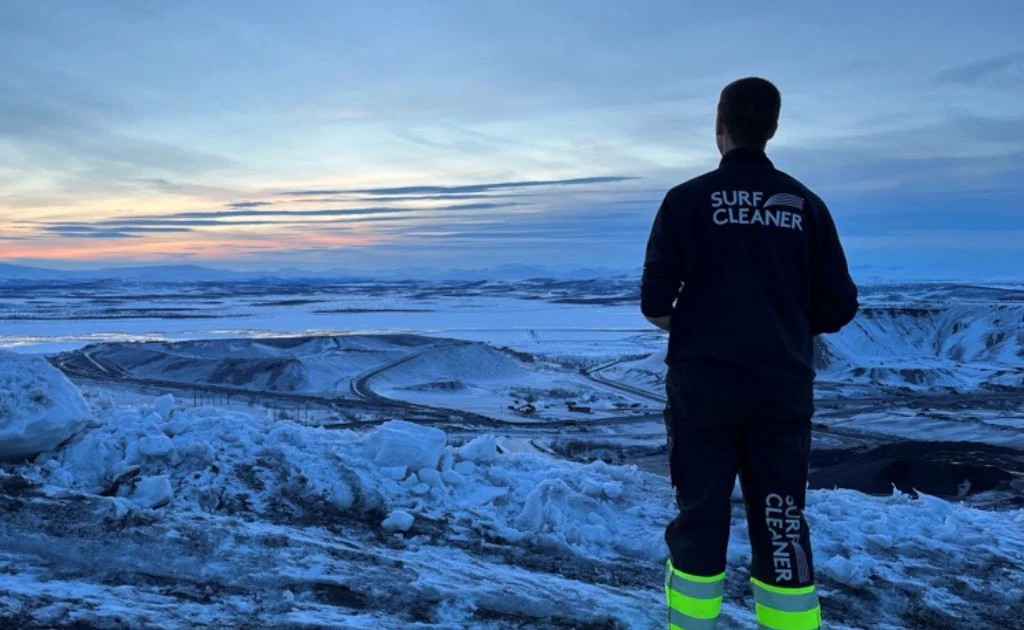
51, 334, 656, 424
604, 302, 1024, 396
1, 279, 1023, 628
75, 336, 438, 397
0, 278, 644, 357
1, 354, 1021, 629
819, 303, 1023, 392
369, 342, 648, 421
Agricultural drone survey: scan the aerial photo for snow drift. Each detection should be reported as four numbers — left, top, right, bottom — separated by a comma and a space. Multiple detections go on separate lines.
32, 403, 665, 561
2, 369, 1022, 627
818, 304, 1024, 390
0, 351, 89, 462
608, 302, 1024, 394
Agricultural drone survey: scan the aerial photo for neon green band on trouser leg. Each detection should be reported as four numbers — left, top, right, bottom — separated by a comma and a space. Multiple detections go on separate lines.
665, 560, 724, 629
751, 578, 820, 630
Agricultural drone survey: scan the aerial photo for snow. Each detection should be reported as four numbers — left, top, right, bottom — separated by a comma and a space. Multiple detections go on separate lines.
131, 475, 174, 509
153, 393, 175, 420
818, 304, 1024, 392
370, 342, 650, 421
363, 420, 447, 470
138, 433, 175, 457
458, 434, 499, 463
807, 489, 1024, 615
17, 392, 664, 566
0, 351, 89, 462
1, 280, 1023, 627
453, 460, 476, 475
0, 381, 1021, 627
381, 509, 415, 532
604, 300, 1024, 396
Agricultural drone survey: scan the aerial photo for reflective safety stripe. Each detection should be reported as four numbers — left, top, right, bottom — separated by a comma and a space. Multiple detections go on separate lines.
751, 578, 820, 630
667, 591, 722, 620
751, 580, 819, 613
666, 563, 726, 584
666, 568, 726, 600
669, 608, 719, 630
751, 578, 816, 596
754, 604, 820, 630
665, 560, 724, 628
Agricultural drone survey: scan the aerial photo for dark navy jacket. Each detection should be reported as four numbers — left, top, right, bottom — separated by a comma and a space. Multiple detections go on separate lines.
641, 147, 858, 414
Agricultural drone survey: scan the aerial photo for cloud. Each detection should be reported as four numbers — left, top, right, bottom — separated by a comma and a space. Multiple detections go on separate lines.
71, 202, 519, 225
287, 193, 497, 203
226, 201, 276, 209
0, 83, 232, 181
277, 176, 638, 197
39, 224, 194, 238
774, 115, 1024, 195
936, 50, 1024, 85
27, 202, 521, 235
41, 226, 137, 239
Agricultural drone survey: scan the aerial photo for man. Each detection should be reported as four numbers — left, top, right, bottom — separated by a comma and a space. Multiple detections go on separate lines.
642, 77, 858, 630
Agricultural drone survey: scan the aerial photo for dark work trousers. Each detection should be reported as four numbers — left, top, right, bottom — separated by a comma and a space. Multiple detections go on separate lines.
663, 367, 816, 587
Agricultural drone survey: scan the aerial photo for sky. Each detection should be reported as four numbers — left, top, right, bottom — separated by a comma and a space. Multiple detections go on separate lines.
0, 1, 1022, 279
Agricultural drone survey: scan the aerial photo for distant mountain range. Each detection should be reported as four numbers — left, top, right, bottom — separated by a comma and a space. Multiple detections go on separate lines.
0, 262, 636, 283
3, 262, 1021, 285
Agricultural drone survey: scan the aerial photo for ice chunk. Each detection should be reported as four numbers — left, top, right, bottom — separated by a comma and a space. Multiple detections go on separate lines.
326, 481, 354, 509
441, 469, 467, 486
410, 482, 431, 495
382, 509, 415, 532
0, 351, 90, 462
131, 475, 173, 509
820, 554, 870, 587
440, 448, 455, 471
417, 467, 445, 490
381, 465, 408, 480
108, 497, 134, 519
580, 524, 610, 543
580, 479, 604, 497
153, 394, 175, 421
463, 484, 508, 506
363, 420, 446, 470
138, 434, 174, 458
453, 460, 476, 475
459, 434, 498, 463
602, 481, 623, 499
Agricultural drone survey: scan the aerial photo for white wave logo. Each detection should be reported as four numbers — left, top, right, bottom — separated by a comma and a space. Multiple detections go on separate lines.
764, 193, 805, 210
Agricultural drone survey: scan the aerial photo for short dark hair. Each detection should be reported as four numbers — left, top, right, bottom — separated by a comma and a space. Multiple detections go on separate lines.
718, 77, 781, 148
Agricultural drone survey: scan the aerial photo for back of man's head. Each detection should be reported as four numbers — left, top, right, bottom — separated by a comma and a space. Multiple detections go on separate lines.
717, 77, 781, 149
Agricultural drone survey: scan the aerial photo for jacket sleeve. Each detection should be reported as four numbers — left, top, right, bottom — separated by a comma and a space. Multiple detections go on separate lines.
641, 194, 686, 318
809, 203, 858, 334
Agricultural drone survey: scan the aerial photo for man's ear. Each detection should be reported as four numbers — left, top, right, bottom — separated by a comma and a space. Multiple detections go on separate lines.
715, 114, 724, 137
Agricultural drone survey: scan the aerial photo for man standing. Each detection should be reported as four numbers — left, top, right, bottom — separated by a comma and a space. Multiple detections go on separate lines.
642, 77, 858, 629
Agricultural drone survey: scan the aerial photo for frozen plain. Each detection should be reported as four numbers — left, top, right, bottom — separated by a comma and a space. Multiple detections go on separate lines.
0, 274, 1022, 629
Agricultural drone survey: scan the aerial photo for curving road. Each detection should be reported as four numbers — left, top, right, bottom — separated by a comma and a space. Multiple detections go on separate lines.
52, 340, 1023, 447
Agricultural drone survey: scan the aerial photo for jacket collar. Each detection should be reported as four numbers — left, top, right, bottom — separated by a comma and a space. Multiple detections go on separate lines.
720, 147, 773, 168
